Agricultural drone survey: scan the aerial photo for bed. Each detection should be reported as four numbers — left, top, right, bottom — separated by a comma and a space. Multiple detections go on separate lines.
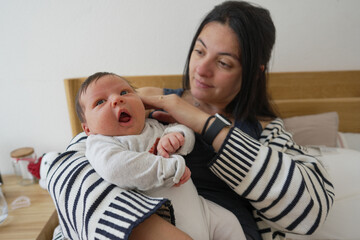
44, 70, 360, 240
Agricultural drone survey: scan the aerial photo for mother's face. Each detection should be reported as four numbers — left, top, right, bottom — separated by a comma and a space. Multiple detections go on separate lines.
189, 22, 242, 108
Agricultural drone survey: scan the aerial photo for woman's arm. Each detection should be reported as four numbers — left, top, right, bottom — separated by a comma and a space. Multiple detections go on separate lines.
140, 93, 228, 151
130, 214, 192, 240
209, 119, 335, 235
140, 94, 334, 235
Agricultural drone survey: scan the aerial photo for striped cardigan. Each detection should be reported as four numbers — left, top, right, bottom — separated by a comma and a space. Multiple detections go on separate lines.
47, 118, 334, 240
210, 118, 334, 239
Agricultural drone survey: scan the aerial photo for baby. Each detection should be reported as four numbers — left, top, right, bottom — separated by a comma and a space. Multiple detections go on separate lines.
76, 72, 245, 240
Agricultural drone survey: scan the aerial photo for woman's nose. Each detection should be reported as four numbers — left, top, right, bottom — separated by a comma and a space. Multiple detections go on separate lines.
110, 95, 125, 107
196, 58, 213, 77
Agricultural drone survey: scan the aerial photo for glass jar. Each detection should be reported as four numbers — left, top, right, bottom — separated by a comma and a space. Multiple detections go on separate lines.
0, 186, 8, 224
10, 147, 36, 185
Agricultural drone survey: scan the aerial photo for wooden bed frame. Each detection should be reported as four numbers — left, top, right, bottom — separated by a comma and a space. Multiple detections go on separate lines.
64, 70, 360, 137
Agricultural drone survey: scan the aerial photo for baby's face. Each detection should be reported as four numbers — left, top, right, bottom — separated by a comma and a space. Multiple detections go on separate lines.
81, 75, 146, 136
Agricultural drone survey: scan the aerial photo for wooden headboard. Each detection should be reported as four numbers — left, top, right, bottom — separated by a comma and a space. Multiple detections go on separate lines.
64, 71, 360, 137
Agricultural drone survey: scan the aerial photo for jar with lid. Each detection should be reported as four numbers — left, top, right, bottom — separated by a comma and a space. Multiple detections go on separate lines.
10, 147, 36, 185
0, 184, 8, 224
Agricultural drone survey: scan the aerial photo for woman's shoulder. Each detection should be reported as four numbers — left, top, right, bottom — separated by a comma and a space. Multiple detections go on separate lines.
164, 88, 184, 96
261, 117, 283, 129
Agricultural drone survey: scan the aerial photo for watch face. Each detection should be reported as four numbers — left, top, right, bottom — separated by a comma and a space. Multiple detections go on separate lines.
215, 113, 232, 126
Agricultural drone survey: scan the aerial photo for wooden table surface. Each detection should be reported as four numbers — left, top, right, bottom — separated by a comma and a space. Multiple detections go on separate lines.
0, 175, 55, 240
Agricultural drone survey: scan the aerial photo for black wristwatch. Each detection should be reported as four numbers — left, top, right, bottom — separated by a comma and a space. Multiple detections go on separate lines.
202, 113, 232, 145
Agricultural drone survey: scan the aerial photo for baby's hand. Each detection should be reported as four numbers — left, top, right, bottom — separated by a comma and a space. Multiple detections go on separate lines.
174, 166, 191, 187
157, 132, 185, 158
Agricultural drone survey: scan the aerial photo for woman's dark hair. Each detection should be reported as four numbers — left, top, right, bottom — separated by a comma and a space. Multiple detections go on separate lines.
183, 1, 277, 122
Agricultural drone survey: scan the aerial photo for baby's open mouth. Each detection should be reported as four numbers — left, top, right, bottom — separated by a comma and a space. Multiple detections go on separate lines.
119, 112, 131, 122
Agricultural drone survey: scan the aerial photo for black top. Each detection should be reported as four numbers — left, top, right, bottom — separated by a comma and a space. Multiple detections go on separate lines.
163, 88, 263, 239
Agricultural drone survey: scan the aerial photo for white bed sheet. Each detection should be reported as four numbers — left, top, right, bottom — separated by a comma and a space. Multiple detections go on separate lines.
337, 132, 360, 152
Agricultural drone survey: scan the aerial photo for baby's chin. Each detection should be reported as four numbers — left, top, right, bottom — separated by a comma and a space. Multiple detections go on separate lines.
110, 125, 145, 137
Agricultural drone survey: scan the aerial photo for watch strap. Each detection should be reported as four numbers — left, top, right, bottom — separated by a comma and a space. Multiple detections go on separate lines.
202, 113, 231, 145
201, 115, 216, 135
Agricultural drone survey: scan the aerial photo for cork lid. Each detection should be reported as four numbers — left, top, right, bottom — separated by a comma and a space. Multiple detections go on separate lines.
10, 147, 34, 158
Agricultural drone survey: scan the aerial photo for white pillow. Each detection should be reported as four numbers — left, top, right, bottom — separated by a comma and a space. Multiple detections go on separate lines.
286, 148, 360, 240
283, 112, 339, 147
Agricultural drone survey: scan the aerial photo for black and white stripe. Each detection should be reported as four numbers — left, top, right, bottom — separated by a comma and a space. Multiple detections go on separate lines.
47, 133, 173, 240
209, 119, 335, 240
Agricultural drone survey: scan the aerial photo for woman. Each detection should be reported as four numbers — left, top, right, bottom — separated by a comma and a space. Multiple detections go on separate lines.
138, 1, 334, 239
48, 1, 334, 240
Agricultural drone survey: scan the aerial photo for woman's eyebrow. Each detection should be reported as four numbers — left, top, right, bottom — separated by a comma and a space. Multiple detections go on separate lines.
219, 51, 239, 60
197, 38, 207, 48
196, 38, 239, 60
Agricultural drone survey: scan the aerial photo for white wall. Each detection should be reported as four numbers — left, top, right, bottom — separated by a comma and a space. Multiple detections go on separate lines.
1, 0, 359, 174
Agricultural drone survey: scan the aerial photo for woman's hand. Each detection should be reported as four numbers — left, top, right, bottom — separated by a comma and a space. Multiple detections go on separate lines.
141, 94, 210, 134
151, 111, 177, 124
139, 89, 230, 152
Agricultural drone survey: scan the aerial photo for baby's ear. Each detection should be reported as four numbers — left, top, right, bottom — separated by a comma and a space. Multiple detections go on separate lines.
81, 123, 91, 136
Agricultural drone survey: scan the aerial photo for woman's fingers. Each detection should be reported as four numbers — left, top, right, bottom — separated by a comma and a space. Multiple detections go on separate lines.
141, 94, 183, 111
141, 95, 166, 110
152, 111, 177, 123
141, 94, 210, 134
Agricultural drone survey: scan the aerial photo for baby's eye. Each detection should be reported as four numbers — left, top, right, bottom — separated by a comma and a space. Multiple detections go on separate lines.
96, 99, 105, 106
120, 90, 128, 95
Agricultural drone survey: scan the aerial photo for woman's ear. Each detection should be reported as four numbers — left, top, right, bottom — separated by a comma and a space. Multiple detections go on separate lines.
81, 123, 91, 136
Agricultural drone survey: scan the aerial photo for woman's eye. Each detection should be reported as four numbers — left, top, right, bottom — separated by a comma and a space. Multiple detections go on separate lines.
120, 90, 128, 95
96, 99, 105, 106
218, 60, 231, 69
194, 49, 203, 56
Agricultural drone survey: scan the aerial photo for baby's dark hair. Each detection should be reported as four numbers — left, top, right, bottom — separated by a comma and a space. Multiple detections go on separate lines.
75, 72, 130, 123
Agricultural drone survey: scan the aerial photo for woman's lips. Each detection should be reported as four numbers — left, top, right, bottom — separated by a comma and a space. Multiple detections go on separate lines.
195, 79, 212, 89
